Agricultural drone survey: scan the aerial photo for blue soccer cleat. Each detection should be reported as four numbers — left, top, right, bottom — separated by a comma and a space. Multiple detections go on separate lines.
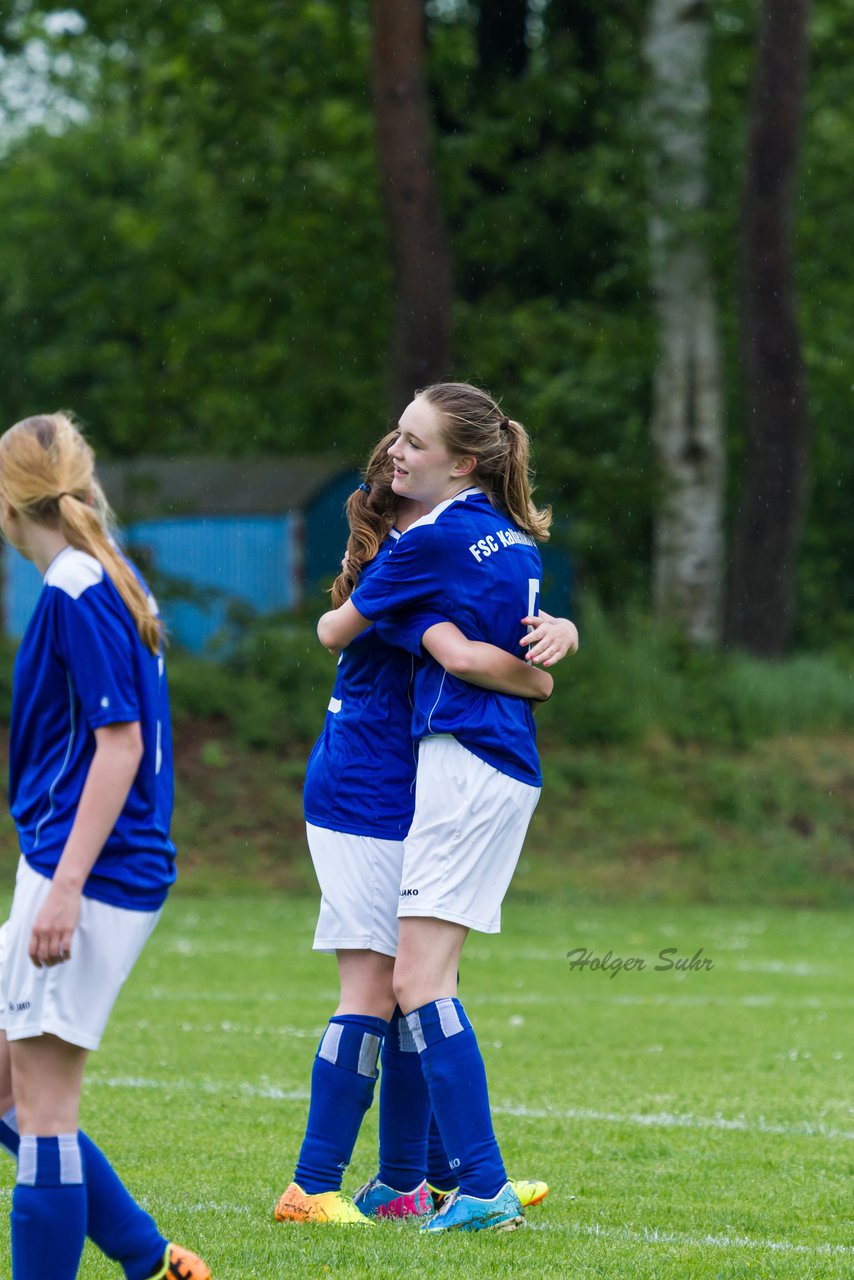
353, 1175, 432, 1220
420, 1181, 524, 1233
430, 1176, 549, 1212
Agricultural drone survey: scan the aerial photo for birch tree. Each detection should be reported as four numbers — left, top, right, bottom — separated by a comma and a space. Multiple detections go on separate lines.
371, 0, 453, 417
645, 0, 725, 646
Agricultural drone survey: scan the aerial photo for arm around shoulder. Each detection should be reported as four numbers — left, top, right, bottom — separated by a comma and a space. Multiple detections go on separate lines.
423, 623, 553, 701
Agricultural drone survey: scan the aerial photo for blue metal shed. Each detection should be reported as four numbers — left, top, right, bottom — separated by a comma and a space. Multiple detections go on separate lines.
2, 455, 360, 652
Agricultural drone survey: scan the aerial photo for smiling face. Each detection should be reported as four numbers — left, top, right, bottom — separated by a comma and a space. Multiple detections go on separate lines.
388, 396, 475, 510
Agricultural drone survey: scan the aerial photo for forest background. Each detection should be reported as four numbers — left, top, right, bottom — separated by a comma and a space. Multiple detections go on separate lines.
0, 1, 852, 906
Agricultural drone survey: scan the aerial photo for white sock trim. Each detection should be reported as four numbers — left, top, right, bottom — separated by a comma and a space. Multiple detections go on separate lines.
357, 1032, 381, 1079
58, 1133, 83, 1185
405, 1009, 426, 1054
437, 997, 464, 1039
16, 1135, 36, 1186
318, 1021, 343, 1066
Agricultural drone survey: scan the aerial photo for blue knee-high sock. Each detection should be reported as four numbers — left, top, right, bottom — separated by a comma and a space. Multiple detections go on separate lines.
426, 1112, 455, 1190
12, 1134, 87, 1280
377, 1007, 431, 1191
406, 998, 506, 1200
294, 1014, 387, 1194
0, 1108, 167, 1280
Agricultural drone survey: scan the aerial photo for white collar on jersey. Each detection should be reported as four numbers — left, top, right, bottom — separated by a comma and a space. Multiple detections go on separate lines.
404, 487, 483, 533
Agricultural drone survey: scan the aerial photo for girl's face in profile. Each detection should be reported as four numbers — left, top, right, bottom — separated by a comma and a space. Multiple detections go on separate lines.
388, 396, 472, 510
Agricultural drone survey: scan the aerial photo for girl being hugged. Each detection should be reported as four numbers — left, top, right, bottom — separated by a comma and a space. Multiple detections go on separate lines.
0, 414, 210, 1280
317, 382, 560, 1233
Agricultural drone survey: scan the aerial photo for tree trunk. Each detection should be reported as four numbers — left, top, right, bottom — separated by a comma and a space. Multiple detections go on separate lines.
371, 0, 453, 417
645, 0, 725, 646
728, 0, 812, 656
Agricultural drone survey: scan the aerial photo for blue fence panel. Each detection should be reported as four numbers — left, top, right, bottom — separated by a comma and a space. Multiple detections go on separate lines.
4, 517, 298, 652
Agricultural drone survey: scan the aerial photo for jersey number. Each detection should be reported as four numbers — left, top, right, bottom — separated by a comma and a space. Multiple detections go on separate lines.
527, 577, 541, 627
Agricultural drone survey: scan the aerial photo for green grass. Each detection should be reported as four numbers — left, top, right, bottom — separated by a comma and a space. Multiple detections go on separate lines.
2, 731, 851, 909
0, 894, 849, 1278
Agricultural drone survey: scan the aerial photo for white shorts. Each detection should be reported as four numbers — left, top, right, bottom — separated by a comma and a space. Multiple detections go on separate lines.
307, 824, 405, 957
0, 859, 161, 1051
398, 736, 540, 934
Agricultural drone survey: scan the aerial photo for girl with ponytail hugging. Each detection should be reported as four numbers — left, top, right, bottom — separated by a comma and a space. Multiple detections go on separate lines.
278, 384, 576, 1234
0, 414, 211, 1279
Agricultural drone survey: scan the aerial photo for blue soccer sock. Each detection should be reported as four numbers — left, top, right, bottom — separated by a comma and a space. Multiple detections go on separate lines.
426, 1112, 456, 1190
12, 1134, 87, 1280
406, 998, 507, 1200
294, 1014, 387, 1194
1, 1107, 167, 1280
377, 1007, 431, 1191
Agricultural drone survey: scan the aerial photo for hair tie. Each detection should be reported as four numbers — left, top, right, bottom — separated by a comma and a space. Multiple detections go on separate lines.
499, 417, 510, 432
358, 482, 371, 493
57, 491, 76, 500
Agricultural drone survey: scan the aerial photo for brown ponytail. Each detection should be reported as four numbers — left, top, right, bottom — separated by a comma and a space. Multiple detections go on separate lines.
419, 382, 552, 541
330, 431, 399, 607
0, 413, 162, 654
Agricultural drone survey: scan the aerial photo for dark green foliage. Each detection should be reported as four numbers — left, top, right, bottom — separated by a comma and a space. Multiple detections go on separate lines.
167, 613, 337, 749
0, 1, 850, 637
538, 598, 854, 748
0, 2, 391, 457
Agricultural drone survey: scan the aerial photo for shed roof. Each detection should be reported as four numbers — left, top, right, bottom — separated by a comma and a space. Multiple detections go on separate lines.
97, 455, 360, 520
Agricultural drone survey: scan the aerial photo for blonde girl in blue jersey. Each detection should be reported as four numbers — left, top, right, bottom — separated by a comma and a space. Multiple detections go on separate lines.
316, 382, 557, 1232
275, 433, 575, 1226
0, 415, 210, 1280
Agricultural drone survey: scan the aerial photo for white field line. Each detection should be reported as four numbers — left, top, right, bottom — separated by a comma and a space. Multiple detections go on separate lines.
492, 1102, 854, 1141
85, 1074, 854, 1141
528, 1220, 854, 1257
87, 1075, 311, 1102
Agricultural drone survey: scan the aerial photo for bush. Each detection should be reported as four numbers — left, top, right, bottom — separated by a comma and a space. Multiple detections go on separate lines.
538, 600, 854, 747
166, 612, 335, 750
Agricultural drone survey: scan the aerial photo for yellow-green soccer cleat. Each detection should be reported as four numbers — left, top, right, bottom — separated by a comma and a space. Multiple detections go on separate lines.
274, 1181, 376, 1225
511, 1178, 550, 1209
429, 1177, 549, 1212
147, 1243, 212, 1280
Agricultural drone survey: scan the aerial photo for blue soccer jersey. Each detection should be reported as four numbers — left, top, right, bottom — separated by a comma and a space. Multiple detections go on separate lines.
9, 547, 176, 911
303, 533, 421, 840
351, 489, 544, 788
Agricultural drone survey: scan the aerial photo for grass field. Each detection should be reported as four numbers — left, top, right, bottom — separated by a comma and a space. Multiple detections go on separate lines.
0, 893, 849, 1279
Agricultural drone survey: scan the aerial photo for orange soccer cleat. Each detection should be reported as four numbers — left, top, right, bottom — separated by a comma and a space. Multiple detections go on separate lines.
148, 1243, 212, 1280
275, 1181, 375, 1226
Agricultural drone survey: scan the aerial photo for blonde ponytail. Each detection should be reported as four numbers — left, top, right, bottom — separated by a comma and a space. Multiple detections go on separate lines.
57, 493, 162, 654
0, 413, 162, 654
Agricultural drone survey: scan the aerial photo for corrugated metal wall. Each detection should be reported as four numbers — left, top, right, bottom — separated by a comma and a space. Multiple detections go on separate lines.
125, 515, 299, 651
3, 514, 299, 653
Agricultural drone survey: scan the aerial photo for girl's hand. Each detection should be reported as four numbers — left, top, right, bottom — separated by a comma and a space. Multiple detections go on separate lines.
28, 881, 81, 968
519, 610, 580, 667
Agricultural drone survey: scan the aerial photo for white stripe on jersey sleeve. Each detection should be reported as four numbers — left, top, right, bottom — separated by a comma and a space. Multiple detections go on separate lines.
43, 547, 104, 598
